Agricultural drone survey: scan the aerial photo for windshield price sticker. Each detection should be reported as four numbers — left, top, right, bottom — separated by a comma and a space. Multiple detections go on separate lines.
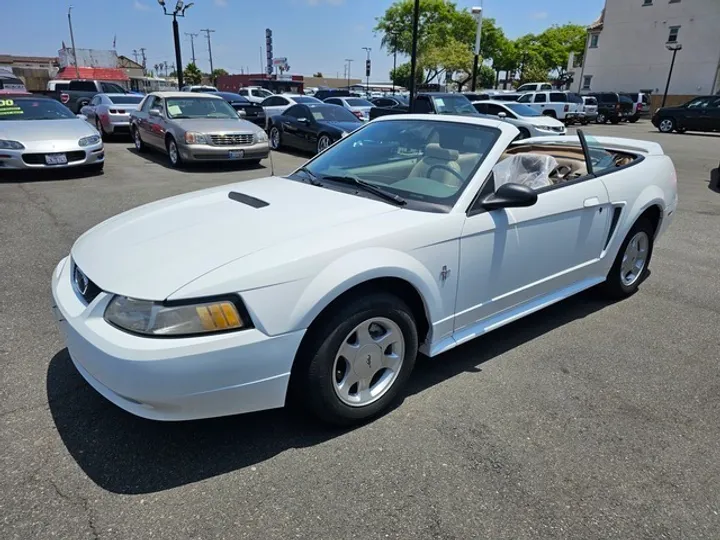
167, 105, 182, 116
0, 99, 23, 116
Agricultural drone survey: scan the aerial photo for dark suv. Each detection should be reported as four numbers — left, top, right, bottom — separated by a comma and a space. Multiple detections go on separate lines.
589, 92, 634, 124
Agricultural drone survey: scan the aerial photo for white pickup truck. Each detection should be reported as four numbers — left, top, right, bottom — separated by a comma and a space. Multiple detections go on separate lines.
517, 91, 583, 124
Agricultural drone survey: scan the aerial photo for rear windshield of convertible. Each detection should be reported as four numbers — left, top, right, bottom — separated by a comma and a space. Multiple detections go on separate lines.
295, 119, 500, 212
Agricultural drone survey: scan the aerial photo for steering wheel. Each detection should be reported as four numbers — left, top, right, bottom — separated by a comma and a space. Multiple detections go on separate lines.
426, 164, 465, 185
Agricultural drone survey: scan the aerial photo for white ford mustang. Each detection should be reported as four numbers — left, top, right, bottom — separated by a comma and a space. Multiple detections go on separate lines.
51, 114, 678, 425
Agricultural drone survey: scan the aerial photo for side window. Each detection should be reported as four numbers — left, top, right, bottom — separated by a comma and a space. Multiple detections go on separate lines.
517, 85, 531, 93
376, 99, 392, 107
474, 103, 488, 114
534, 94, 547, 103
141, 96, 156, 112
70, 81, 96, 91
238, 89, 248, 96
517, 94, 532, 103
709, 97, 720, 109
549, 92, 566, 103
541, 84, 552, 91
284, 105, 305, 118
687, 97, 712, 109
487, 104, 507, 116
414, 97, 433, 113
154, 98, 165, 114
326, 98, 341, 105
264, 96, 281, 107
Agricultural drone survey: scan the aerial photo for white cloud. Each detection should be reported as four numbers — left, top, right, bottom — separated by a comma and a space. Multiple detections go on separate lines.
214, 0, 228, 6
133, 0, 150, 11
530, 11, 548, 20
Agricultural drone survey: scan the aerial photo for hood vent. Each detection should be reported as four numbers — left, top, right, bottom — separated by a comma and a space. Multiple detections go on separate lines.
228, 191, 269, 208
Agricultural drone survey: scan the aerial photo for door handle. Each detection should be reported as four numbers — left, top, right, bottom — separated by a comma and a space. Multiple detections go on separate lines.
584, 197, 601, 208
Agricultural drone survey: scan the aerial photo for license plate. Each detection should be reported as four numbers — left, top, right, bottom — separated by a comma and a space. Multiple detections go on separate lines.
228, 150, 244, 159
45, 153, 68, 165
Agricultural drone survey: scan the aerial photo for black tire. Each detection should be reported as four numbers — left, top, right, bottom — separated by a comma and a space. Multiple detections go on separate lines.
166, 136, 183, 168
294, 292, 419, 426
628, 116, 639, 123
316, 134, 332, 154
599, 218, 655, 299
515, 127, 531, 141
132, 126, 147, 153
581, 119, 590, 126
596, 113, 607, 124
658, 117, 675, 133
675, 126, 686, 134
269, 125, 282, 150
610, 117, 620, 125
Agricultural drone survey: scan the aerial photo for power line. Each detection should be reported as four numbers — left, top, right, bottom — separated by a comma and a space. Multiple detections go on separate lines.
200, 28, 216, 74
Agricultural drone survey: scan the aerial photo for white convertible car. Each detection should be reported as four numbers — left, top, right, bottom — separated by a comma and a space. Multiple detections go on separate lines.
51, 115, 678, 425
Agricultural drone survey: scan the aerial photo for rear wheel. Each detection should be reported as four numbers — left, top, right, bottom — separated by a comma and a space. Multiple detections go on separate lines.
628, 116, 639, 123
294, 292, 419, 425
132, 126, 147, 152
599, 218, 654, 299
610, 117, 620, 125
658, 117, 675, 133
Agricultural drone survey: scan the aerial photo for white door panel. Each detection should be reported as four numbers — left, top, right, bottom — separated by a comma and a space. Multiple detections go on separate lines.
455, 177, 611, 333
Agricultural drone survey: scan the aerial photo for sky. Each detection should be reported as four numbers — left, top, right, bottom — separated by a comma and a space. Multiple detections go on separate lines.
3, 0, 605, 81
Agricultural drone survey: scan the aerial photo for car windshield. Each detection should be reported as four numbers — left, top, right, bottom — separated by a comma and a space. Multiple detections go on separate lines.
292, 119, 499, 211
0, 98, 75, 121
108, 95, 143, 104
308, 105, 361, 123
346, 98, 373, 107
432, 95, 479, 115
294, 96, 321, 104
165, 97, 238, 119
505, 103, 541, 117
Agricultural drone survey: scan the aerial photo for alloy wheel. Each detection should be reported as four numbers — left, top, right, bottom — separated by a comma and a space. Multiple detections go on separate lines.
620, 231, 649, 287
332, 317, 405, 407
168, 140, 179, 165
317, 135, 331, 153
659, 119, 674, 133
270, 128, 280, 149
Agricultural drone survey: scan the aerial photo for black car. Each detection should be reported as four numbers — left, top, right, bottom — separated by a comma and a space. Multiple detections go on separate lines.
314, 89, 352, 101
652, 95, 720, 134
208, 92, 266, 128
267, 103, 363, 154
588, 92, 634, 124
370, 92, 479, 120
370, 95, 409, 109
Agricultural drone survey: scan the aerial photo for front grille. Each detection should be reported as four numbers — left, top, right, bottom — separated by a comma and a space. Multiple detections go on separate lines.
22, 150, 86, 165
71, 261, 102, 305
209, 133, 254, 146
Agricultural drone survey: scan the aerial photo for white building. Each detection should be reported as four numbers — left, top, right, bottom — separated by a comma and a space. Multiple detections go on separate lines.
571, 0, 720, 96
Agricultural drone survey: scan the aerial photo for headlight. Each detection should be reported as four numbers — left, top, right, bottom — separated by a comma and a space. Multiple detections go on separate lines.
104, 295, 252, 337
79, 135, 101, 147
184, 132, 209, 144
0, 139, 24, 150
255, 130, 268, 142
532, 124, 554, 131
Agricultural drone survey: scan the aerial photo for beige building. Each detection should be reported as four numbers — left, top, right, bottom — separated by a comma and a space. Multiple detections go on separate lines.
304, 75, 361, 89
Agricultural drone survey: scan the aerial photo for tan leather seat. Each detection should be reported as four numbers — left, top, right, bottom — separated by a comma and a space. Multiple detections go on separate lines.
409, 144, 462, 187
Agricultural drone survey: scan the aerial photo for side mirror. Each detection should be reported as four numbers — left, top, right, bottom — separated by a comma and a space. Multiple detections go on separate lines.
149, 108, 161, 117
497, 112, 507, 119
481, 182, 538, 210
297, 117, 310, 124
76, 114, 88, 121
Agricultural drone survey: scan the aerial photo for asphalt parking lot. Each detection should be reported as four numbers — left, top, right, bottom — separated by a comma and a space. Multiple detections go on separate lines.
1, 121, 719, 540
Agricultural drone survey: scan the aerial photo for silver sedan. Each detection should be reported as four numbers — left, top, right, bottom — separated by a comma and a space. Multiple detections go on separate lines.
130, 92, 270, 168
80, 93, 144, 138
0, 95, 104, 172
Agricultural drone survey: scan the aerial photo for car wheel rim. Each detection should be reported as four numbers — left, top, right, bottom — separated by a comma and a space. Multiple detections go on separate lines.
134, 130, 142, 149
270, 129, 280, 149
597, 114, 605, 123
620, 231, 649, 287
169, 142, 178, 164
660, 119, 673, 132
332, 317, 405, 408
318, 136, 330, 152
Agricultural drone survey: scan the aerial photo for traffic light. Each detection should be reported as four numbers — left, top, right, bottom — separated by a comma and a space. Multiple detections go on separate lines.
366, 59, 371, 78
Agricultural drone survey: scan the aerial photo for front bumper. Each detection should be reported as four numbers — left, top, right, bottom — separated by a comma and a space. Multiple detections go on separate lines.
178, 141, 270, 162
0, 141, 104, 170
51, 256, 304, 421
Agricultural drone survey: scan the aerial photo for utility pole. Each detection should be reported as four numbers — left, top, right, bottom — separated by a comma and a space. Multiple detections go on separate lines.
140, 48, 147, 72
132, 49, 140, 64
201, 28, 216, 76
164, 61, 169, 77
345, 58, 353, 90
67, 6, 80, 79
185, 32, 198, 65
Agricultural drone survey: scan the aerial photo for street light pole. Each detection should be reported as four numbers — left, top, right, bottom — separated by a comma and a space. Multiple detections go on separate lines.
471, 6, 483, 92
345, 58, 353, 90
409, 0, 420, 110
661, 42, 682, 108
362, 47, 371, 97
67, 6, 80, 79
158, 0, 194, 90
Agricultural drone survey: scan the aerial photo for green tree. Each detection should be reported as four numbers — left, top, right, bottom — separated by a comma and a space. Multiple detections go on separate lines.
455, 64, 495, 91
518, 62, 549, 86
211, 68, 228, 83
312, 72, 323, 77
390, 62, 422, 89
183, 63, 202, 85
536, 24, 586, 81
492, 36, 520, 88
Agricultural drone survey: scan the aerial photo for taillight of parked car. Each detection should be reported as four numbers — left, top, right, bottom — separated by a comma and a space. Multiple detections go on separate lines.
60, 93, 69, 104
353, 111, 364, 120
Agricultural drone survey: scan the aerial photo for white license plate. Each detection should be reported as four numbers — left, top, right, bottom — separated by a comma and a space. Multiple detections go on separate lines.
45, 153, 68, 165
228, 150, 244, 159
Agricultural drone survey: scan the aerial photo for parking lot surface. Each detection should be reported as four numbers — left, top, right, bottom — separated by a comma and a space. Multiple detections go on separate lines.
1, 122, 719, 540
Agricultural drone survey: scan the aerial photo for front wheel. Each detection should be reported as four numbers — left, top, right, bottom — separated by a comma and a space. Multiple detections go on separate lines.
269, 126, 282, 150
166, 137, 183, 168
596, 113, 607, 124
658, 117, 675, 133
628, 116, 639, 123
599, 218, 654, 299
316, 134, 331, 154
295, 292, 419, 425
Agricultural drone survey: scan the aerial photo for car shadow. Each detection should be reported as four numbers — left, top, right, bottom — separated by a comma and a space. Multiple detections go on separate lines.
709, 168, 720, 193
0, 166, 104, 183
125, 147, 268, 174
48, 289, 614, 495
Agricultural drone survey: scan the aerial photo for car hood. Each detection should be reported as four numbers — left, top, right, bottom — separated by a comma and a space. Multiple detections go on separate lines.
171, 117, 258, 133
318, 120, 363, 133
0, 118, 96, 142
71, 177, 399, 300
